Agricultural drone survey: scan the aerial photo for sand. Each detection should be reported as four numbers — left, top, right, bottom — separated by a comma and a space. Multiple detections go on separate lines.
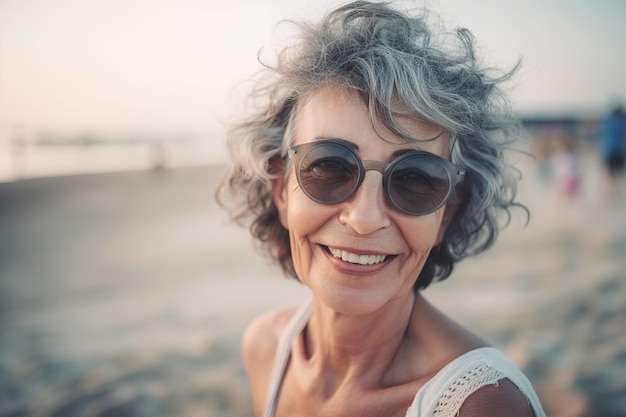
0, 149, 624, 416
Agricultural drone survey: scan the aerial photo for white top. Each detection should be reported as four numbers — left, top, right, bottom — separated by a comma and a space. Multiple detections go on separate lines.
261, 299, 547, 417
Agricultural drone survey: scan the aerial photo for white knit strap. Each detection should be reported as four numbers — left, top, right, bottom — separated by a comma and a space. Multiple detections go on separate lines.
432, 361, 505, 417
261, 299, 313, 417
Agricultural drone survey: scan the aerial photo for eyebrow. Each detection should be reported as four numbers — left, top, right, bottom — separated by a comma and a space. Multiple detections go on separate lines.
313, 136, 433, 159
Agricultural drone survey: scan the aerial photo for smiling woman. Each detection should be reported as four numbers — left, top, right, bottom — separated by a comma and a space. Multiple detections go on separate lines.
216, 2, 546, 417
271, 88, 455, 316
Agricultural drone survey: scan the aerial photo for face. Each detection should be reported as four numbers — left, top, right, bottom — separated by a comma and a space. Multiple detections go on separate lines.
273, 87, 456, 315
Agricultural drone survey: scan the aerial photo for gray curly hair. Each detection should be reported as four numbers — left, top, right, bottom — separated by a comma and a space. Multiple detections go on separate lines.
216, 1, 527, 290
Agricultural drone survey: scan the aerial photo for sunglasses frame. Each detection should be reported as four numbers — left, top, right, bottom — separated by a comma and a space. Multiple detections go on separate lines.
287, 139, 465, 216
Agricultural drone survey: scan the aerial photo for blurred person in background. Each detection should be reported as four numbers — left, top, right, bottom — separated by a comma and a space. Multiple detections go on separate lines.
551, 128, 581, 201
217, 2, 546, 416
599, 105, 626, 197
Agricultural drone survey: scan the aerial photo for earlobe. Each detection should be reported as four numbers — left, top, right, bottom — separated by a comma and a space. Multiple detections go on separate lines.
272, 176, 289, 229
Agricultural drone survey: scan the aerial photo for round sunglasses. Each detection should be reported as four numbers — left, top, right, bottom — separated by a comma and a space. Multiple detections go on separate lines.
287, 139, 465, 216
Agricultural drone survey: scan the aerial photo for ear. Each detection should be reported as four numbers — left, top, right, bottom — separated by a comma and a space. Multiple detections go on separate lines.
272, 174, 289, 229
435, 204, 455, 245
435, 189, 465, 246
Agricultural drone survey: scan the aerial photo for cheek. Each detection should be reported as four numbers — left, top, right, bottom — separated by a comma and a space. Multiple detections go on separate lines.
402, 212, 445, 260
398, 229, 440, 289
284, 173, 332, 222
284, 181, 333, 281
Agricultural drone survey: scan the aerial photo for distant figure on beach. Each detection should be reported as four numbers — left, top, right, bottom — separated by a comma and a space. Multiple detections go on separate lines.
551, 128, 581, 200
598, 105, 626, 195
217, 2, 546, 416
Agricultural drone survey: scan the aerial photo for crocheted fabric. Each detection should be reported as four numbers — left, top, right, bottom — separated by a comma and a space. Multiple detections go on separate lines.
433, 361, 505, 417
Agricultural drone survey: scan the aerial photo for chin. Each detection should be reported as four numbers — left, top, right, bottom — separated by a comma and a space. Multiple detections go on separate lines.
314, 286, 400, 316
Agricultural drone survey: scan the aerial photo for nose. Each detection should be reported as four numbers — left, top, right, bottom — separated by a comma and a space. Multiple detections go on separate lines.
339, 171, 391, 235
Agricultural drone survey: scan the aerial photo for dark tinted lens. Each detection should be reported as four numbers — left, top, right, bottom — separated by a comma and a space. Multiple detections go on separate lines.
388, 155, 451, 214
298, 143, 360, 203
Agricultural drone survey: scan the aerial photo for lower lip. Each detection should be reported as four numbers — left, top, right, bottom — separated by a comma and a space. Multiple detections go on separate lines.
322, 247, 392, 276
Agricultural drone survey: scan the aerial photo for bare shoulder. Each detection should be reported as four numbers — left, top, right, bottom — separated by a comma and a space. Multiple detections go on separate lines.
241, 303, 300, 364
458, 378, 535, 417
241, 303, 303, 416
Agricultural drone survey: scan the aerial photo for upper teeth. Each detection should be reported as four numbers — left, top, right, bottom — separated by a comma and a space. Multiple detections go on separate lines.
328, 247, 387, 265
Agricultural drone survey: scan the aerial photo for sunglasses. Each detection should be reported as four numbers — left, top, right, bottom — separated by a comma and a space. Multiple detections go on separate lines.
287, 139, 465, 216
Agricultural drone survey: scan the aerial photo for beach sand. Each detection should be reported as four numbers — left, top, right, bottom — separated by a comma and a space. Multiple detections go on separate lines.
0, 151, 624, 416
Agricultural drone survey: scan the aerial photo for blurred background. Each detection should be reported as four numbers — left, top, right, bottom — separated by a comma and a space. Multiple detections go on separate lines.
1, 0, 625, 416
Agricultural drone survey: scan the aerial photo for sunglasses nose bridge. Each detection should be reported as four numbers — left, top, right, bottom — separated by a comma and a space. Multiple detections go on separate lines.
358, 159, 391, 210
361, 160, 387, 174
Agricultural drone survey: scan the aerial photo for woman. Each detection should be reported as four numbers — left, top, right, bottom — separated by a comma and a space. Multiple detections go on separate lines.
217, 2, 546, 416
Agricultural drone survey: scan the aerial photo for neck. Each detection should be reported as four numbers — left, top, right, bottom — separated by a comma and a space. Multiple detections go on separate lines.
297, 293, 417, 387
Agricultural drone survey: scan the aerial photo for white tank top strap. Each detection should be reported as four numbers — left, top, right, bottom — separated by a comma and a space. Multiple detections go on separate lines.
405, 347, 547, 417
261, 298, 313, 417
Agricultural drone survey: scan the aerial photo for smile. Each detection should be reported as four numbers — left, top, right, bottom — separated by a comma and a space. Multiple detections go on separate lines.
326, 246, 388, 265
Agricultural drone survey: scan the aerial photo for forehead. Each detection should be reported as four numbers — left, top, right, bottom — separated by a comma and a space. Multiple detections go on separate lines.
293, 86, 450, 156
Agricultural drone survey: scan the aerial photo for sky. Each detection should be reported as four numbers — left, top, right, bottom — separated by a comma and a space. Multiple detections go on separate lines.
1, 0, 625, 137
